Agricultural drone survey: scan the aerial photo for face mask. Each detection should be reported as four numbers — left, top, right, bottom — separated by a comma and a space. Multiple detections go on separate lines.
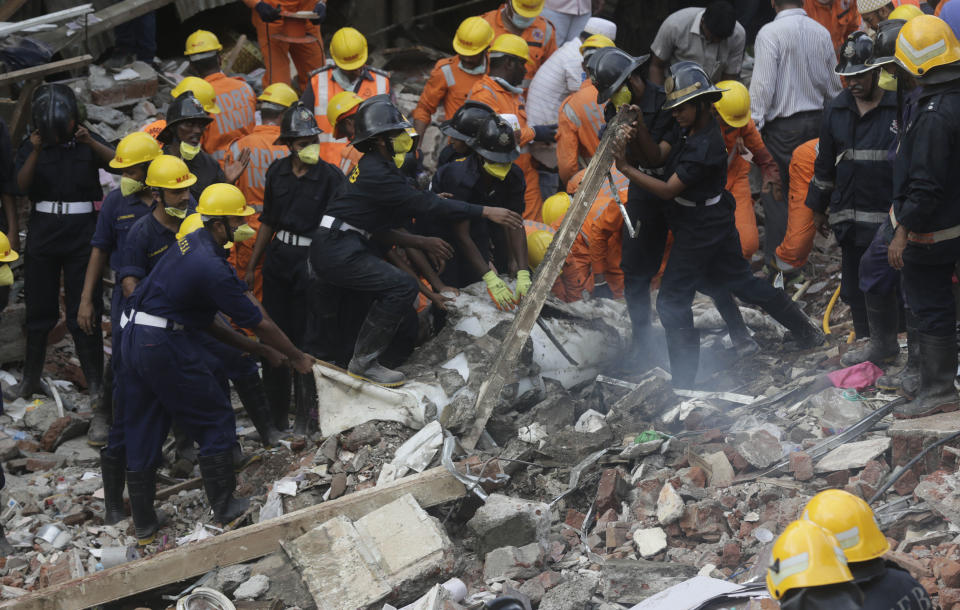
298, 143, 320, 165
483, 161, 512, 180
120, 177, 145, 196
611, 85, 633, 110
392, 132, 414, 168
232, 223, 256, 242
180, 141, 201, 161
165, 206, 188, 219
510, 12, 535, 29
459, 59, 486, 75
0, 264, 11, 287
879, 68, 897, 91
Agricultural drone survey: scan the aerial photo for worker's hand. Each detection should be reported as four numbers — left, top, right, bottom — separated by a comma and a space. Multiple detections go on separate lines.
254, 1, 282, 22
77, 298, 96, 335
311, 1, 326, 23
762, 177, 783, 202
813, 211, 831, 237
291, 351, 316, 375
533, 124, 558, 142
888, 226, 908, 270
419, 236, 454, 269
74, 126, 94, 146
30, 131, 42, 152
482, 206, 523, 230
433, 283, 460, 298
427, 289, 454, 311
436, 192, 453, 199
225, 148, 251, 184
483, 271, 517, 311
515, 269, 532, 300
244, 265, 256, 289
260, 343, 287, 369
6, 229, 19, 254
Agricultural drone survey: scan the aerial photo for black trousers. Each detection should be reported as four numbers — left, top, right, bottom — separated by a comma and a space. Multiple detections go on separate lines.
262, 239, 311, 346
621, 187, 670, 334
902, 239, 960, 337
839, 238, 870, 337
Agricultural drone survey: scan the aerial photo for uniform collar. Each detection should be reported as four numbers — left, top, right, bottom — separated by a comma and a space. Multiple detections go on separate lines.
275, 154, 328, 180
849, 558, 886, 584
840, 88, 898, 112
691, 9, 706, 36
775, 7, 808, 18
147, 206, 177, 236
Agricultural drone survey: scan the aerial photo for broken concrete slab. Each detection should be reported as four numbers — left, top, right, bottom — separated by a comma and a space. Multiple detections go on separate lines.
733, 429, 783, 469
915, 471, 960, 527
233, 574, 269, 601
601, 559, 699, 604
215, 563, 251, 596
540, 573, 598, 610
633, 527, 668, 558
815, 437, 891, 473
467, 494, 551, 556
687, 450, 735, 488
656, 483, 684, 526
482, 543, 544, 582
889, 411, 960, 478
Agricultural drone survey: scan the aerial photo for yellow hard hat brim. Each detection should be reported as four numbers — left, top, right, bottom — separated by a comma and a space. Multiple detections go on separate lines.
109, 158, 135, 169
717, 110, 749, 128
204, 101, 221, 114
335, 50, 368, 71
0, 251, 18, 263
453, 39, 488, 56
150, 173, 198, 189
512, 0, 543, 18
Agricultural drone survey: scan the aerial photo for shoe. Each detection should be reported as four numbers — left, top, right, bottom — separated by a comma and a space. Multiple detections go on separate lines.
711, 291, 759, 356
3, 330, 47, 401
894, 332, 959, 419
665, 327, 700, 389
840, 293, 900, 367
767, 297, 825, 349
877, 312, 920, 396
232, 373, 282, 447
100, 450, 126, 525
292, 372, 317, 436
198, 452, 250, 524
232, 442, 259, 471
126, 469, 167, 545
347, 305, 406, 387
73, 330, 104, 404
88, 359, 114, 447
261, 363, 291, 432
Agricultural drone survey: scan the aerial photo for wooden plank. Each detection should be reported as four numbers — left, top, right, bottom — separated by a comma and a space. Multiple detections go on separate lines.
0, 55, 93, 88
30, 0, 175, 54
0, 0, 29, 22
462, 106, 638, 450
0, 4, 92, 38
1, 466, 466, 610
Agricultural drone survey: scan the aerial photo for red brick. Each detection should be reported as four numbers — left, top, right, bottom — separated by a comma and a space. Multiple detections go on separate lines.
535, 570, 564, 590
825, 470, 850, 487
15, 440, 39, 453
25, 456, 58, 472
595, 508, 619, 529
595, 468, 628, 515
720, 542, 741, 568
681, 466, 707, 488
789, 451, 814, 481
565, 509, 586, 530
940, 587, 960, 608
894, 468, 920, 496
943, 562, 960, 589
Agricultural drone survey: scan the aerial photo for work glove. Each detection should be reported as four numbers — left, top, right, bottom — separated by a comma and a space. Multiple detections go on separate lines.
311, 1, 327, 23
255, 1, 282, 22
515, 270, 532, 300
593, 281, 614, 300
484, 271, 517, 311
533, 124, 557, 142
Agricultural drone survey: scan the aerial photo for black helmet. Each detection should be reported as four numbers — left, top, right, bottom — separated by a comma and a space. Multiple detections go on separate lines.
484, 596, 527, 610
593, 48, 649, 103
158, 92, 213, 144
471, 115, 519, 163
662, 61, 724, 110
352, 94, 412, 148
867, 19, 906, 67
274, 101, 323, 145
584, 45, 618, 81
32, 84, 79, 145
836, 31, 876, 76
440, 100, 495, 142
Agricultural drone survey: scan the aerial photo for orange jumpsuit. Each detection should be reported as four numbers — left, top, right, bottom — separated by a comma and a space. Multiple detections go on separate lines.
223, 124, 290, 300
468, 75, 542, 220
775, 139, 819, 270
721, 117, 781, 260
339, 144, 363, 176
588, 188, 629, 299
412, 56, 487, 126
243, 0, 326, 92
803, 0, 860, 55
481, 7, 558, 89
203, 72, 257, 163
142, 119, 166, 140
557, 81, 604, 188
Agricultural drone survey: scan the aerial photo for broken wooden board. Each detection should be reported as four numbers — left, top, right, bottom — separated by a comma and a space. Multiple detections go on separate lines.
0, 466, 466, 610
461, 105, 639, 450
28, 0, 175, 55
0, 54, 93, 88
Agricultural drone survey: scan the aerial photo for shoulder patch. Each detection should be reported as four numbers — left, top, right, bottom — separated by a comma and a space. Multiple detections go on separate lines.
309, 65, 332, 77
349, 164, 360, 183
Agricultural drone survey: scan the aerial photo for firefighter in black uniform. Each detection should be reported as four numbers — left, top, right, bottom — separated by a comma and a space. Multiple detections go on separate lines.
888, 15, 960, 419
5, 85, 115, 409
613, 62, 823, 388
808, 32, 900, 367
436, 100, 497, 168
246, 102, 345, 434
310, 96, 523, 387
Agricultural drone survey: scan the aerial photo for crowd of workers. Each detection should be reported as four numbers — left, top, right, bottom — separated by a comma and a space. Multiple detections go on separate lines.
0, 0, 955, 582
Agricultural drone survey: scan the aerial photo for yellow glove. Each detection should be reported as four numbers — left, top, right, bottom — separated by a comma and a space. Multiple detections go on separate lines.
515, 270, 531, 300
483, 271, 517, 311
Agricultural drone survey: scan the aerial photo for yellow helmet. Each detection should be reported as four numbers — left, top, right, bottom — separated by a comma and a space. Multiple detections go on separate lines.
767, 520, 853, 600
511, 0, 545, 18
328, 91, 364, 138
171, 76, 221, 114
542, 192, 571, 226
489, 33, 533, 64
176, 213, 205, 240
889, 3, 924, 21
196, 183, 255, 217
184, 29, 222, 57
527, 230, 553, 268
146, 155, 197, 189
330, 27, 368, 71
453, 16, 495, 56
802, 489, 891, 563
0, 231, 18, 263
714, 80, 751, 128
258, 83, 299, 108
110, 131, 163, 169
579, 34, 615, 55
895, 15, 960, 77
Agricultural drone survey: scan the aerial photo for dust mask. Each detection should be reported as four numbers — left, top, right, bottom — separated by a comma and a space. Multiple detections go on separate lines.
298, 143, 320, 165
165, 206, 188, 219
879, 68, 897, 91
482, 161, 512, 180
179, 141, 201, 161
120, 177, 145, 196
392, 132, 414, 168
611, 85, 633, 110
232, 223, 256, 242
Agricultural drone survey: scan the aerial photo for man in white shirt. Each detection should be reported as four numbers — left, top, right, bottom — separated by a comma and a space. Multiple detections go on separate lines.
749, 0, 841, 259
648, 1, 746, 85
542, 0, 592, 45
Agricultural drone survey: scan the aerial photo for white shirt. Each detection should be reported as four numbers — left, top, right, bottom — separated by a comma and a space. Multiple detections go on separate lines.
526, 38, 585, 127
650, 7, 746, 82
545, 0, 591, 15
749, 8, 843, 129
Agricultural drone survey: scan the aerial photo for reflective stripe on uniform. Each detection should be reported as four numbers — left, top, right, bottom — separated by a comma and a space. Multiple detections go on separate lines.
675, 194, 722, 207
374, 73, 388, 95
563, 103, 581, 127
835, 149, 888, 164
811, 175, 835, 191
889, 207, 960, 244
542, 20, 554, 53
314, 74, 329, 118
440, 64, 456, 88
828, 209, 888, 225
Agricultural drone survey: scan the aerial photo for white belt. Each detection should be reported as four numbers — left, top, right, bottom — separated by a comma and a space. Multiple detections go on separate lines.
131, 311, 183, 331
320, 215, 371, 239
675, 194, 722, 208
276, 230, 312, 247
889, 208, 960, 245
35, 201, 94, 214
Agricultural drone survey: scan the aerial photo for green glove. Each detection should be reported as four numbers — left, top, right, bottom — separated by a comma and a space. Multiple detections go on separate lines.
484, 271, 517, 311
515, 269, 532, 300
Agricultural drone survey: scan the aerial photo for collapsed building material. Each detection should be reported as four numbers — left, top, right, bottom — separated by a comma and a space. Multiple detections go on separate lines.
0, 55, 93, 88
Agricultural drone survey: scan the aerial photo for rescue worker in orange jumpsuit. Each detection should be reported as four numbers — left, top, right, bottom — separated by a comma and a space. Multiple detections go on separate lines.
804, 0, 860, 54
568, 168, 631, 299
468, 34, 557, 221
240, 0, 327, 91
774, 139, 819, 273
556, 35, 611, 186
327, 91, 365, 176
713, 80, 782, 260
301, 27, 391, 166
224, 83, 298, 301
412, 17, 495, 140
482, 0, 559, 90
183, 30, 257, 164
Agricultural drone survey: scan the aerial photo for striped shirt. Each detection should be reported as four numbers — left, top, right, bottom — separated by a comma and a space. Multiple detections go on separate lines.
749, 8, 843, 129
526, 38, 586, 127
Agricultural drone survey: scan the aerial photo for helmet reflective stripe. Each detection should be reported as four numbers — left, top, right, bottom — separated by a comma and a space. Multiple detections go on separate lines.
899, 36, 947, 67
768, 552, 810, 588
666, 81, 703, 102
833, 526, 861, 550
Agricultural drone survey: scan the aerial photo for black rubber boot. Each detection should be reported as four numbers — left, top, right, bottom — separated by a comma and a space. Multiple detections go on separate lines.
767, 297, 825, 349
347, 305, 406, 387
877, 313, 920, 396
100, 450, 126, 525
170, 425, 197, 478
73, 330, 104, 408
623, 281, 656, 370
198, 452, 250, 524
840, 292, 900, 366
126, 469, 165, 546
293, 372, 317, 436
232, 373, 282, 447
261, 363, 291, 432
3, 330, 47, 401
665, 327, 700, 389
711, 291, 759, 356
87, 358, 113, 447
894, 332, 959, 419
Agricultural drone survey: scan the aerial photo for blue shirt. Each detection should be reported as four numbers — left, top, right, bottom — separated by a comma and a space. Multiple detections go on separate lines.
90, 189, 152, 271
119, 202, 196, 282
128, 228, 262, 330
